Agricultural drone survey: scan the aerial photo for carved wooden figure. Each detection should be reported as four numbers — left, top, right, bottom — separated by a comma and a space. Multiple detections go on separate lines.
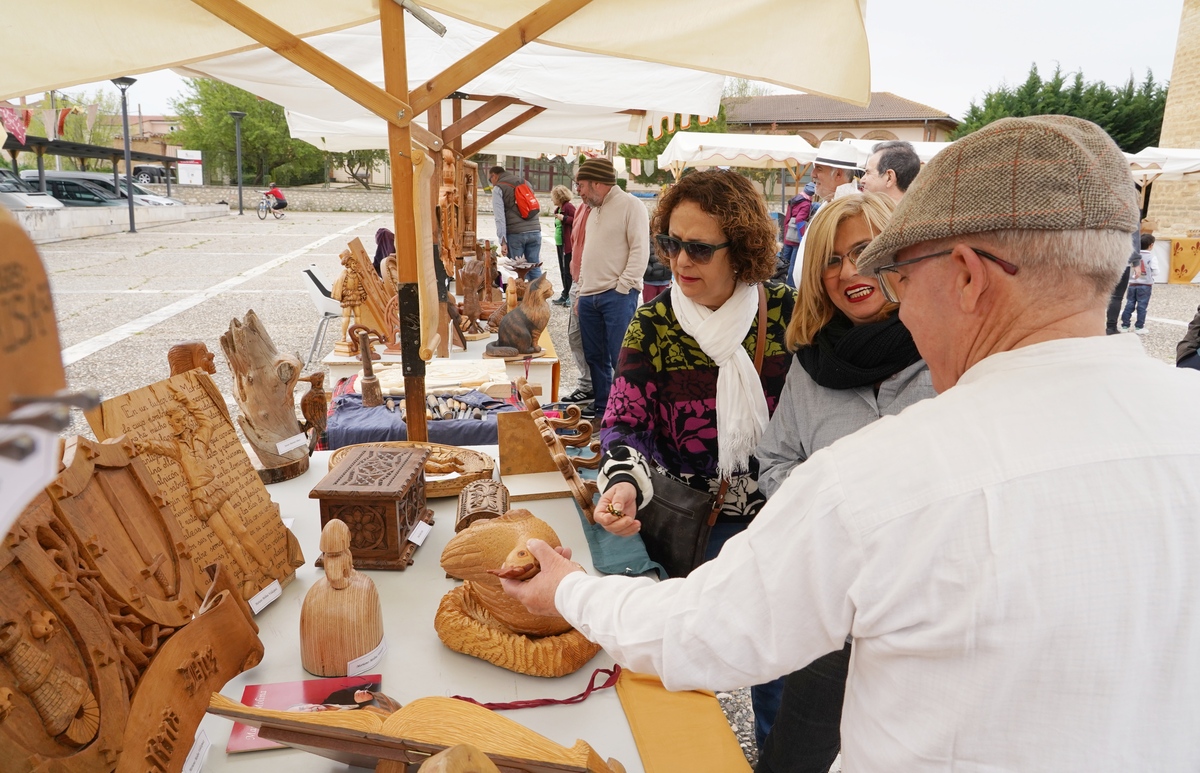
436, 509, 600, 677
167, 341, 216, 377
86, 370, 304, 601
300, 519, 384, 677
484, 276, 554, 358
458, 259, 486, 333
357, 329, 385, 408
298, 372, 328, 455
309, 446, 434, 571
208, 692, 626, 773
455, 479, 509, 532
220, 309, 309, 484
332, 248, 369, 356
346, 323, 385, 359
518, 379, 600, 523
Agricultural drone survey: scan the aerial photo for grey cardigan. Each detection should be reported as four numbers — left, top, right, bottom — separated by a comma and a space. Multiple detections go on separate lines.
756, 357, 936, 499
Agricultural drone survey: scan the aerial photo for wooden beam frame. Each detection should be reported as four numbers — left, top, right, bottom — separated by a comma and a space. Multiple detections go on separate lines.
188, 0, 442, 151
461, 107, 547, 157
441, 96, 519, 145
407, 0, 595, 116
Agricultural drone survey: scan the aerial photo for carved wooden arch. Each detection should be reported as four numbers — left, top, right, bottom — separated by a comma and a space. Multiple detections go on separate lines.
820, 129, 857, 142
793, 130, 820, 148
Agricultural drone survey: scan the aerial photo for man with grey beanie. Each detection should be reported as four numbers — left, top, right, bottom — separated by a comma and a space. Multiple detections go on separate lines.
503, 116, 1200, 770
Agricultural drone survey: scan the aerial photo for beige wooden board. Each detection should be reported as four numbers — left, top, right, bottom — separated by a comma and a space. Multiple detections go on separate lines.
85, 370, 301, 600
497, 411, 558, 476
501, 472, 572, 502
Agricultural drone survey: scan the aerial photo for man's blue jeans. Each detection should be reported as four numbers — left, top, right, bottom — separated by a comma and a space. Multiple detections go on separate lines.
506, 229, 543, 281
578, 288, 639, 418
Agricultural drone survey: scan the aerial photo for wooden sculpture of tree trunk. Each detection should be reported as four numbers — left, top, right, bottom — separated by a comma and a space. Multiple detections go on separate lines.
220, 309, 309, 484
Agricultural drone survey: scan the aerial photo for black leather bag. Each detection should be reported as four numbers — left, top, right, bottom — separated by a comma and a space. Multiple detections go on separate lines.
632, 285, 767, 578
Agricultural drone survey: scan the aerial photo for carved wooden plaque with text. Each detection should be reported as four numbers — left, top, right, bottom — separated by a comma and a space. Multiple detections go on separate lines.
85, 371, 303, 600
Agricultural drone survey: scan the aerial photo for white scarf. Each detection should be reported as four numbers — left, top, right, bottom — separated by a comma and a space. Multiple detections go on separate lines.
670, 281, 768, 479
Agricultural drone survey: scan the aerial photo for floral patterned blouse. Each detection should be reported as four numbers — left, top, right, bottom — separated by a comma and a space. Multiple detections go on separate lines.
600, 282, 796, 522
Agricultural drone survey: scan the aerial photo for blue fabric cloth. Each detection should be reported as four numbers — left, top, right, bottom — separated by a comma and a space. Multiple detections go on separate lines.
578, 288, 640, 417
569, 459, 668, 579
325, 391, 516, 448
507, 229, 543, 281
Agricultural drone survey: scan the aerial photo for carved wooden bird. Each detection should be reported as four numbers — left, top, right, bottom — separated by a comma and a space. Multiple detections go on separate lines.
297, 372, 327, 455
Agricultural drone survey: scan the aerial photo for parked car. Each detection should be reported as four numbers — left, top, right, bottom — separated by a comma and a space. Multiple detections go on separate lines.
37, 177, 126, 207
0, 168, 64, 211
21, 170, 182, 206
133, 165, 173, 184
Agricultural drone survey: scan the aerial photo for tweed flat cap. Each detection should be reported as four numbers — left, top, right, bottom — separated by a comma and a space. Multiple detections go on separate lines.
576, 157, 618, 185
856, 115, 1139, 274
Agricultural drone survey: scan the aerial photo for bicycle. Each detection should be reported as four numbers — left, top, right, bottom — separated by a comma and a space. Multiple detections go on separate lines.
257, 192, 286, 220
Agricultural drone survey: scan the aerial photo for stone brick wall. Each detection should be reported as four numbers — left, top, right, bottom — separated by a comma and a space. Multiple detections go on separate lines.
138, 184, 396, 213
1148, 0, 1200, 236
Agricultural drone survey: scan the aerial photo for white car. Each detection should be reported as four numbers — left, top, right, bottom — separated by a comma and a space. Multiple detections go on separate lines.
21, 170, 184, 206
0, 168, 64, 210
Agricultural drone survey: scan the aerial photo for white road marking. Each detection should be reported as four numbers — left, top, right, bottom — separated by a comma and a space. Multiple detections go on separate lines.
61, 216, 378, 366
1147, 316, 1188, 327
52, 289, 307, 294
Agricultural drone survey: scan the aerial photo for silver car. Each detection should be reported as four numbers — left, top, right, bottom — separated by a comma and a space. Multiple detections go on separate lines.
21, 170, 184, 206
0, 168, 64, 211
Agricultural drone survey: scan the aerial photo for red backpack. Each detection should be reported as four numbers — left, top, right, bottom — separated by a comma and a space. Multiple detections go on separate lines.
498, 180, 541, 219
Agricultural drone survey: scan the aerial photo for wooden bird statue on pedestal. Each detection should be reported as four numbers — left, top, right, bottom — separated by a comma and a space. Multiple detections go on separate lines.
298, 372, 327, 455
300, 519, 385, 676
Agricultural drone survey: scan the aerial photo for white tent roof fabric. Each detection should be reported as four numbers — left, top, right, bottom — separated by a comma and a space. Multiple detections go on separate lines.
657, 132, 821, 173
1126, 147, 1200, 182
1, 1, 870, 106
177, 15, 724, 153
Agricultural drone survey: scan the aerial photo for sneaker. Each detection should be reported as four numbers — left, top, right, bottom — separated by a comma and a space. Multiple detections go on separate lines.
1135, 327, 1147, 335
1119, 325, 1131, 333
552, 296, 570, 307
579, 405, 597, 420
562, 387, 594, 403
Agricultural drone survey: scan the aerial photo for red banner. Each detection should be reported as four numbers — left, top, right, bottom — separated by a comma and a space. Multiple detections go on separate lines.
0, 104, 26, 144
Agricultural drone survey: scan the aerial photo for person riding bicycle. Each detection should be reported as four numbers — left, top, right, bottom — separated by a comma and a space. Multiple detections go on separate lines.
263, 183, 287, 211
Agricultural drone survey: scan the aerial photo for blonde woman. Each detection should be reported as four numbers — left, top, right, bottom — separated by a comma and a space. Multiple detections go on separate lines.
753, 192, 936, 773
550, 184, 577, 306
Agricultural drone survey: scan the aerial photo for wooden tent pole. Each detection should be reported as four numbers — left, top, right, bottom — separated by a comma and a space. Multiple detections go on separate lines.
381, 0, 427, 442
461, 107, 547, 157
451, 98, 463, 154
441, 96, 520, 145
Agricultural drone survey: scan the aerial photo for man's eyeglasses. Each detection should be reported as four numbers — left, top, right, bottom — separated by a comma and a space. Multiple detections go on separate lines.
655, 234, 731, 264
873, 247, 1019, 303
823, 242, 870, 277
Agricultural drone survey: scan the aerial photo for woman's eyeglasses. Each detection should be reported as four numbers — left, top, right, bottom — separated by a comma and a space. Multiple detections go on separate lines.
655, 234, 731, 264
822, 242, 870, 277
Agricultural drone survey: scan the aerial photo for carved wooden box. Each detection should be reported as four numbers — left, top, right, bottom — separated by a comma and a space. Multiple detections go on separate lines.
309, 447, 433, 571
455, 480, 509, 532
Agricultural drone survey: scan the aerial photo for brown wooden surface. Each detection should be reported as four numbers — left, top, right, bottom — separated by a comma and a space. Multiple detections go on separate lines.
498, 411, 559, 476
220, 309, 309, 478
328, 441, 494, 499
310, 446, 427, 500
455, 479, 509, 532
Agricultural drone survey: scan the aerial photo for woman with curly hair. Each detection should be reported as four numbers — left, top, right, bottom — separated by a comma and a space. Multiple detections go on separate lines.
753, 193, 935, 773
592, 169, 797, 746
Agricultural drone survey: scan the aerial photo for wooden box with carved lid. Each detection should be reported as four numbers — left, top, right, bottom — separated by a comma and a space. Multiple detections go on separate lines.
309, 446, 433, 570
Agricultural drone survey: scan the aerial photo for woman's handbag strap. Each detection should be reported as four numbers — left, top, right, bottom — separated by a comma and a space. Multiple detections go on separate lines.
754, 283, 767, 373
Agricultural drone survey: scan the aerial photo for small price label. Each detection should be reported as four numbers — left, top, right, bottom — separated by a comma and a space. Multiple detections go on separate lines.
181, 728, 210, 773
277, 433, 308, 454
348, 637, 388, 676
407, 520, 432, 546
248, 580, 282, 615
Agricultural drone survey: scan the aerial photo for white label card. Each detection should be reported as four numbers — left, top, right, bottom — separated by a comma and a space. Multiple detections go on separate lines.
407, 520, 432, 546
283, 518, 294, 529
181, 728, 210, 773
276, 433, 308, 454
0, 424, 60, 538
248, 580, 282, 615
347, 636, 388, 676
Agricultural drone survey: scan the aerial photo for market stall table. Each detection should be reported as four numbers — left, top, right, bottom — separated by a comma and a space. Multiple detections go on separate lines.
196, 449, 642, 772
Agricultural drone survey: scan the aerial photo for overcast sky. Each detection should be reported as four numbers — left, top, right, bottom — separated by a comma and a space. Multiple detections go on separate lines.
50, 0, 1185, 122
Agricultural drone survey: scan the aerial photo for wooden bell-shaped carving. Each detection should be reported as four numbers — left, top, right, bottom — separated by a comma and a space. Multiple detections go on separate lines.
300, 519, 384, 676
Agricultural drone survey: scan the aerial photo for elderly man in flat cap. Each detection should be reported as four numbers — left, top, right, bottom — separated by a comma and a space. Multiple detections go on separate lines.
505, 116, 1200, 770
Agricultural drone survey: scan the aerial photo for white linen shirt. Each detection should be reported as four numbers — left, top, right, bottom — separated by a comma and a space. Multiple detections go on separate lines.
558, 334, 1200, 771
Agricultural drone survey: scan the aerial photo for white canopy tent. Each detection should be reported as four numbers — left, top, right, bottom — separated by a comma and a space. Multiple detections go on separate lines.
657, 131, 820, 178
844, 138, 952, 166
1127, 147, 1200, 183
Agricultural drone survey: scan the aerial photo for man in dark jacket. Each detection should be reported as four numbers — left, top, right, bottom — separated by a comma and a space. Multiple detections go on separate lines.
1178, 304, 1200, 370
489, 165, 544, 280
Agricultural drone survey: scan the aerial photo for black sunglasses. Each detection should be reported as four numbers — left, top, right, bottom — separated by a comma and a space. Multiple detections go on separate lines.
655, 234, 731, 264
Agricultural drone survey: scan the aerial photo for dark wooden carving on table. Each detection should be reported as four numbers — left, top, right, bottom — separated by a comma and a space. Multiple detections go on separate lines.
455, 479, 510, 532
167, 341, 216, 378
484, 275, 554, 359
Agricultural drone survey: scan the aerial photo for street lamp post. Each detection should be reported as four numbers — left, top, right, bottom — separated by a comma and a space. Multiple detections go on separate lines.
112, 77, 137, 234
228, 111, 247, 215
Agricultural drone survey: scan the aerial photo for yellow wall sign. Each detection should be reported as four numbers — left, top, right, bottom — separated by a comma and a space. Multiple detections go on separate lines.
1169, 239, 1200, 284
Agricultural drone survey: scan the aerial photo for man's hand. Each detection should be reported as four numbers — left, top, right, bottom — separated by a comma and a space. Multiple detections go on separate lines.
500, 539, 584, 617
594, 482, 640, 537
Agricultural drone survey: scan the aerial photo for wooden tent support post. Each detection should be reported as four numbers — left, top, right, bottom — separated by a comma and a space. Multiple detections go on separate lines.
461, 107, 547, 157
441, 96, 519, 144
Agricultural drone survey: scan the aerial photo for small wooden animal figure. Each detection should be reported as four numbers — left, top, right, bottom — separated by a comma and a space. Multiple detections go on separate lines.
446, 298, 468, 350
167, 340, 217, 376
486, 304, 506, 333
484, 275, 555, 358
458, 259, 486, 333
298, 372, 327, 454
300, 519, 385, 677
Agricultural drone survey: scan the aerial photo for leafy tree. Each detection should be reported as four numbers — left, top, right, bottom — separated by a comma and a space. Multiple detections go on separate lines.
170, 79, 324, 185
332, 149, 390, 189
952, 64, 1167, 152
618, 107, 728, 186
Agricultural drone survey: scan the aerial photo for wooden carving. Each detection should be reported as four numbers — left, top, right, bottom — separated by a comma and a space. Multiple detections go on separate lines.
309, 447, 434, 571
438, 149, 462, 278
357, 329, 384, 408
455, 479, 509, 532
86, 370, 304, 600
329, 441, 495, 499
1, 451, 262, 773
166, 341, 216, 377
346, 323, 385, 359
332, 248, 369, 356
458, 259, 486, 332
436, 509, 600, 677
445, 298, 468, 350
519, 379, 600, 523
419, 744, 502, 773
220, 309, 309, 484
485, 276, 554, 359
208, 693, 626, 773
300, 520, 384, 677
298, 372, 327, 455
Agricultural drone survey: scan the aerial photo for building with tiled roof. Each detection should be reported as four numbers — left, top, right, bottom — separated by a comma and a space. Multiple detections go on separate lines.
725, 92, 959, 145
